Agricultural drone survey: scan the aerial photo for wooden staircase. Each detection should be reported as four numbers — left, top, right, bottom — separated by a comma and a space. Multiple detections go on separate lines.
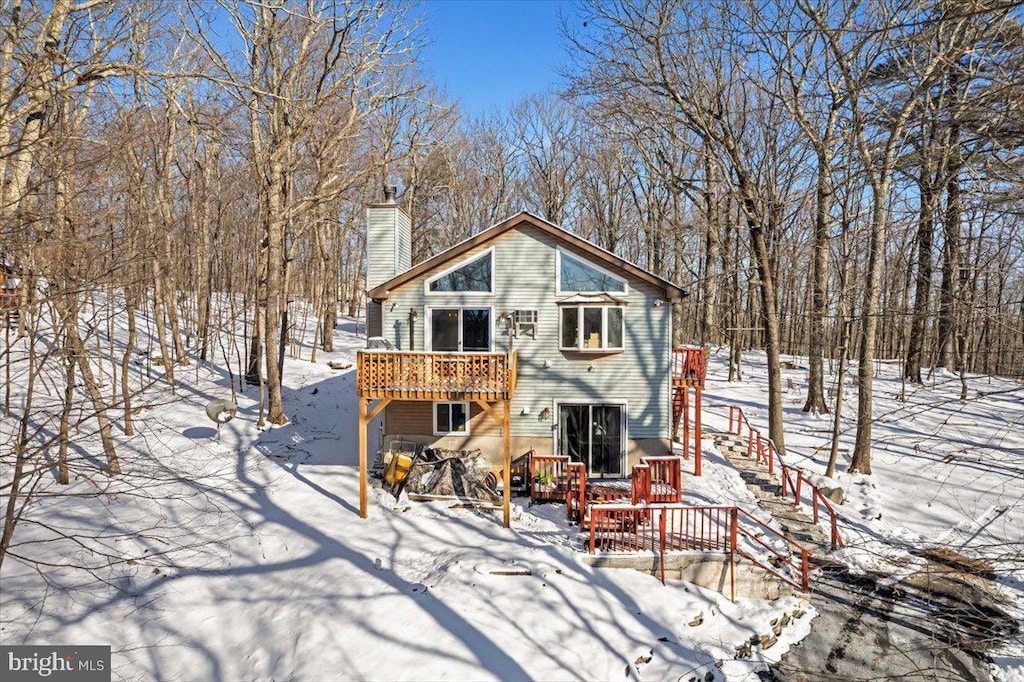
671, 347, 706, 475
671, 387, 685, 435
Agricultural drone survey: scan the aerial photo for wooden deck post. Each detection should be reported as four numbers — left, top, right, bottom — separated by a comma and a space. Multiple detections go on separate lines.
502, 399, 511, 528
682, 387, 690, 460
694, 386, 702, 477
358, 397, 368, 518
359, 397, 392, 519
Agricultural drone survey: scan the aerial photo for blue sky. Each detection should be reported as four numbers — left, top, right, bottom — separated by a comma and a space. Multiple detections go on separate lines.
417, 0, 575, 117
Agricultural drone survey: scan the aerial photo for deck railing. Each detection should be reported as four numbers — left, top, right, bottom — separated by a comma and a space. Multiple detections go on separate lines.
530, 454, 570, 502
0, 290, 20, 310
356, 350, 516, 401
672, 346, 707, 387
641, 456, 683, 503
566, 462, 587, 521
630, 464, 650, 504
587, 503, 811, 595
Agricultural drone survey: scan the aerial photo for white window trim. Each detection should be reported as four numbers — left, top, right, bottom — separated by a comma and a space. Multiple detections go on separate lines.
424, 305, 495, 352
552, 399, 628, 477
555, 247, 628, 296
433, 401, 471, 436
424, 247, 495, 296
559, 305, 625, 352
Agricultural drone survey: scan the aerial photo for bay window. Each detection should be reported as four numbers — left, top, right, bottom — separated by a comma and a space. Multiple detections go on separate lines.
559, 305, 624, 351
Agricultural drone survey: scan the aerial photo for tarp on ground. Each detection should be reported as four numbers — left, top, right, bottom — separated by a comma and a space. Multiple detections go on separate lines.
403, 449, 499, 502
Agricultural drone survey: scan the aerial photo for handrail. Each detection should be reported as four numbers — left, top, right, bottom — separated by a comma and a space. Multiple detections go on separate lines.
726, 405, 844, 551
734, 508, 810, 593
587, 502, 812, 595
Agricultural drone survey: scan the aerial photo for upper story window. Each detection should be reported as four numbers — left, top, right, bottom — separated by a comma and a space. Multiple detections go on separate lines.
560, 305, 624, 352
557, 249, 627, 294
426, 249, 493, 294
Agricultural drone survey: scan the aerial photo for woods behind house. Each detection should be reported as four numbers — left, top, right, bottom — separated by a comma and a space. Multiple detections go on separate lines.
1, 0, 1023, 565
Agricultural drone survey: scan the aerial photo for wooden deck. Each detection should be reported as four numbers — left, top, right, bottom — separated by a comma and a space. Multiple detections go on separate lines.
355, 350, 517, 401
355, 350, 518, 528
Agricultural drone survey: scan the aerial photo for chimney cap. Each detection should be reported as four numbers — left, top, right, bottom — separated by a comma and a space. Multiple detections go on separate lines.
383, 184, 397, 204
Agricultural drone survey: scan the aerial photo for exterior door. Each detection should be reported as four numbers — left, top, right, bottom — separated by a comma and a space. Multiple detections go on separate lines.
558, 403, 624, 477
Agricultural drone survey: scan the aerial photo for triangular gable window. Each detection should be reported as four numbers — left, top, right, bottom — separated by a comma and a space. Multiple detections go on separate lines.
558, 250, 626, 293
427, 250, 492, 293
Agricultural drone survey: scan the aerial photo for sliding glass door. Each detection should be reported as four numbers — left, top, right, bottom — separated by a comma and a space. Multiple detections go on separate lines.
558, 403, 624, 477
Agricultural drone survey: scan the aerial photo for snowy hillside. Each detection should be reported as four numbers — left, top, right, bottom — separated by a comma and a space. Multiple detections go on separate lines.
1, 313, 1021, 681
2, 315, 813, 681
700, 348, 1024, 680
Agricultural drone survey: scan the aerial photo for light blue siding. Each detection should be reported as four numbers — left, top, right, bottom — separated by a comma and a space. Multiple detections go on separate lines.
379, 225, 672, 442
366, 206, 412, 291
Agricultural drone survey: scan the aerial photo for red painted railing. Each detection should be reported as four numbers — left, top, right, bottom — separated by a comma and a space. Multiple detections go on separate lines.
530, 455, 570, 502
642, 456, 683, 503
563, 457, 682, 524
588, 503, 812, 595
727, 406, 845, 551
589, 505, 654, 553
631, 464, 651, 504
659, 504, 732, 552
672, 346, 707, 387
0, 290, 20, 310
566, 462, 586, 522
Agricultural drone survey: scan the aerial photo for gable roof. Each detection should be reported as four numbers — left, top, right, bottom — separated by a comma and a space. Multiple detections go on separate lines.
366, 211, 685, 300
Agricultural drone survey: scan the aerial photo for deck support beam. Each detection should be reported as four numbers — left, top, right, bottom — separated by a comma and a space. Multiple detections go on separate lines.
682, 388, 689, 461
503, 399, 511, 528
359, 397, 392, 519
476, 398, 512, 528
694, 386, 702, 477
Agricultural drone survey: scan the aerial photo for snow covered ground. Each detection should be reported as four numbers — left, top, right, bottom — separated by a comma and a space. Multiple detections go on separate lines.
2, 314, 819, 681
699, 349, 1024, 681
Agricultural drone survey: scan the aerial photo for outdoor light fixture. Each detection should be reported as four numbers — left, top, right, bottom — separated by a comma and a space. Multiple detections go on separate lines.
538, 407, 550, 421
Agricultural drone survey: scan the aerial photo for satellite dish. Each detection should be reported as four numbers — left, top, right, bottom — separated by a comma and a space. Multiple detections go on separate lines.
206, 399, 236, 441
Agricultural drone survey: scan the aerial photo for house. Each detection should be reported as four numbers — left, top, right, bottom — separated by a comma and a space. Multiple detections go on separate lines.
354, 187, 705, 525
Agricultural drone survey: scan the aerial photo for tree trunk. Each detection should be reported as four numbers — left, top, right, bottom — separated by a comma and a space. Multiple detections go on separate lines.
64, 305, 121, 475
121, 290, 138, 436
803, 150, 831, 414
152, 255, 176, 388
263, 155, 288, 424
905, 174, 937, 383
700, 144, 720, 345
937, 165, 962, 373
849, 181, 891, 474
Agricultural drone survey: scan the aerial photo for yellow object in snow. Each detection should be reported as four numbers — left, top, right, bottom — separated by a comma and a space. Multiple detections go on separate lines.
385, 453, 414, 486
